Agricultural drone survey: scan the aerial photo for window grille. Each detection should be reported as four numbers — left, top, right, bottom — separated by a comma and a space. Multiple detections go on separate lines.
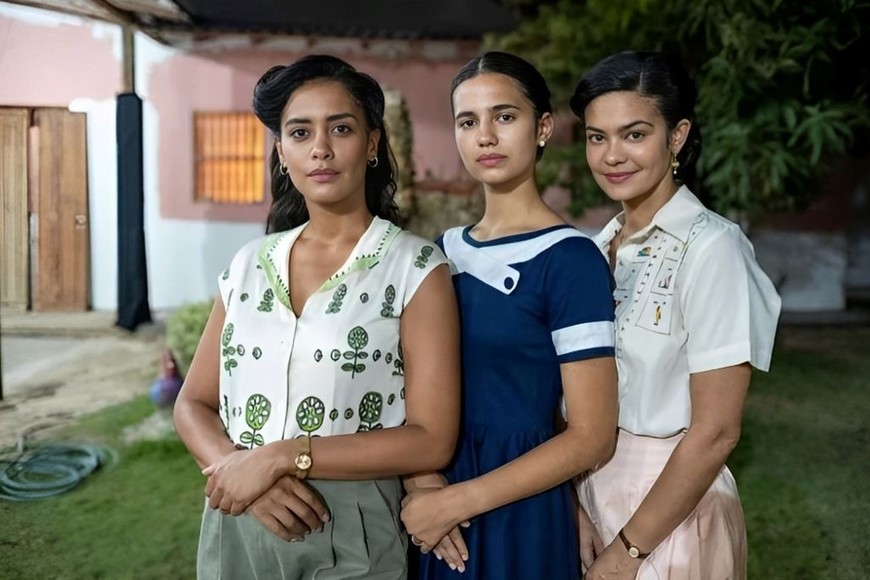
194, 112, 266, 204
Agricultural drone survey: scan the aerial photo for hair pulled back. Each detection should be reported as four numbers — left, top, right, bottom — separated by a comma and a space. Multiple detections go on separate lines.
253, 54, 398, 232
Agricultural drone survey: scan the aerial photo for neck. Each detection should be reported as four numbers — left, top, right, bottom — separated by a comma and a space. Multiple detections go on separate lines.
475, 176, 558, 239
303, 203, 373, 245
621, 179, 680, 236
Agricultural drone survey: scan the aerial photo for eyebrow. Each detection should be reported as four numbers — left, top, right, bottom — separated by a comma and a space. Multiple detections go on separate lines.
455, 103, 521, 120
585, 120, 655, 133
284, 112, 358, 127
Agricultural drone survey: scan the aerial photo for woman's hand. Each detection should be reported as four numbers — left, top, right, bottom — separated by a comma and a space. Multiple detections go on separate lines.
247, 476, 330, 542
401, 484, 469, 555
583, 540, 642, 580
403, 474, 470, 572
577, 505, 603, 571
202, 446, 283, 514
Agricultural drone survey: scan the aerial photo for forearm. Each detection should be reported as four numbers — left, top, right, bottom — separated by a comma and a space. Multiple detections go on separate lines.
622, 428, 737, 551
404, 472, 448, 493
173, 398, 236, 469
457, 427, 612, 521
265, 423, 456, 481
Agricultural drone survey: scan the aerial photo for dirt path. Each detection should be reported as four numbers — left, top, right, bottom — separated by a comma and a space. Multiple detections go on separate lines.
0, 331, 165, 450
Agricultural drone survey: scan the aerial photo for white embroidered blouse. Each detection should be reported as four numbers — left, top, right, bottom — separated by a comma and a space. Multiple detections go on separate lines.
596, 186, 781, 437
216, 217, 448, 447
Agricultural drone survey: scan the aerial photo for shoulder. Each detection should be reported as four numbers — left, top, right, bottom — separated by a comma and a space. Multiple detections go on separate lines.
390, 228, 446, 261
687, 210, 749, 257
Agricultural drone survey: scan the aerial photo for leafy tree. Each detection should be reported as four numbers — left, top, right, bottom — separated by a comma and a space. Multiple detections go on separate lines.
491, 0, 870, 217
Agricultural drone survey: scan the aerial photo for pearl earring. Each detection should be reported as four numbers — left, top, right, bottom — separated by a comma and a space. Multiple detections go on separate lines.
538, 140, 546, 148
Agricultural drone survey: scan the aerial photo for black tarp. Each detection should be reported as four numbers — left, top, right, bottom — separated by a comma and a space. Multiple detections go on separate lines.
115, 92, 152, 331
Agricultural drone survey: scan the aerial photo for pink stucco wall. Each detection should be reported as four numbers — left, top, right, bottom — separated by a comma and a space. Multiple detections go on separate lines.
152, 46, 477, 221
1, 10, 478, 224
0, 15, 121, 106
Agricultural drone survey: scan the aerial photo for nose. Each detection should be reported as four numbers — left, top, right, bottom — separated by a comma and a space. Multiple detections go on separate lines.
476, 120, 497, 147
603, 139, 625, 166
310, 131, 334, 160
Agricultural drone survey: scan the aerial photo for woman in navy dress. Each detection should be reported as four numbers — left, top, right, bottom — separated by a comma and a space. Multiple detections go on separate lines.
400, 51, 618, 579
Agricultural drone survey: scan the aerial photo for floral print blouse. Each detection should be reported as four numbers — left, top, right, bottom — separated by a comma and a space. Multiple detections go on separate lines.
216, 217, 448, 447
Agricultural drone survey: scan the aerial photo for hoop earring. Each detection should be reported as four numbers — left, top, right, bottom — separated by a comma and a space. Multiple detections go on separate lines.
367, 156, 379, 168
670, 151, 680, 176
279, 164, 288, 176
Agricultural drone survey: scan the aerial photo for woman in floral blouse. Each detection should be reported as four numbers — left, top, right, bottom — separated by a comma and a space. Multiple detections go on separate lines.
174, 54, 460, 579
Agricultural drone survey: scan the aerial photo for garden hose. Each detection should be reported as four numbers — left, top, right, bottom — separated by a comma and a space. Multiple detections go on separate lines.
0, 440, 117, 501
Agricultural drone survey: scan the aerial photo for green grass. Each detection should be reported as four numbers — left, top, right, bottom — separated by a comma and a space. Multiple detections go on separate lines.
730, 328, 870, 579
0, 397, 203, 579
0, 328, 868, 579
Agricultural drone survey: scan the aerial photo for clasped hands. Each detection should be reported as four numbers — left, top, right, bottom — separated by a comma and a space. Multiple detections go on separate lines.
400, 476, 471, 573
202, 444, 329, 542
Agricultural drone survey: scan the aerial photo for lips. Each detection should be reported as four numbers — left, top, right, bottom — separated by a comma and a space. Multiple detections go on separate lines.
476, 153, 506, 167
308, 168, 339, 182
604, 172, 635, 184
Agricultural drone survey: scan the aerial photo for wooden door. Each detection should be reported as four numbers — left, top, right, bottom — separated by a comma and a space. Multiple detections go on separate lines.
0, 108, 30, 310
32, 109, 89, 311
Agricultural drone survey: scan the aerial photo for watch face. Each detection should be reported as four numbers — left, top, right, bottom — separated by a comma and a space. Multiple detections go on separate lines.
295, 453, 312, 470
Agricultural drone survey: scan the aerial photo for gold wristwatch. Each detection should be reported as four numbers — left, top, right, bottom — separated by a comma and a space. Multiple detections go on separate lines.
293, 435, 313, 480
618, 528, 650, 559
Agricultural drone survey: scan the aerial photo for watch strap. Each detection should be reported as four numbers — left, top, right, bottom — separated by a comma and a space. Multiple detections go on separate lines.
618, 528, 650, 559
294, 434, 312, 479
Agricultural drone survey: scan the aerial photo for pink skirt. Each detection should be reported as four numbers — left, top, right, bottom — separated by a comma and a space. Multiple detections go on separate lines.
576, 430, 747, 580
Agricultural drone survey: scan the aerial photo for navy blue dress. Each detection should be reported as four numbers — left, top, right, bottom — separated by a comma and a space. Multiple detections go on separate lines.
418, 225, 615, 580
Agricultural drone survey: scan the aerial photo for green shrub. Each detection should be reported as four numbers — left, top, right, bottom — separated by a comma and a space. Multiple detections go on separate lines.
166, 300, 213, 376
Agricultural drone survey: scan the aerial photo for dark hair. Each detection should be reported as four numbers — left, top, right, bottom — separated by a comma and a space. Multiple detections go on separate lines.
252, 54, 399, 233
570, 51, 702, 189
451, 51, 552, 160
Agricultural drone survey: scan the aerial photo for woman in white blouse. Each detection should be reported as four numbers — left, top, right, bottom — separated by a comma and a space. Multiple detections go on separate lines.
569, 51, 781, 579
173, 55, 460, 579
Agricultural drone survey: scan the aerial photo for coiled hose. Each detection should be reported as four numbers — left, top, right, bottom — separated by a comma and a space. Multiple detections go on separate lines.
0, 440, 117, 501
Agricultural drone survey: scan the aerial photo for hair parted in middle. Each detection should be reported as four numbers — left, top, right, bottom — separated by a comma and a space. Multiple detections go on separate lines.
450, 51, 552, 160
252, 54, 399, 233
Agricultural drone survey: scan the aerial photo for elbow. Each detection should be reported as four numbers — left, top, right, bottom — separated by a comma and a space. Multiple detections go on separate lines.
693, 423, 742, 461
589, 427, 618, 468
417, 429, 458, 472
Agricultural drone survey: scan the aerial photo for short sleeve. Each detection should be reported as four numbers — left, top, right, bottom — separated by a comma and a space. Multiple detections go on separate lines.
216, 238, 261, 311
545, 236, 616, 363
401, 235, 449, 308
681, 226, 781, 373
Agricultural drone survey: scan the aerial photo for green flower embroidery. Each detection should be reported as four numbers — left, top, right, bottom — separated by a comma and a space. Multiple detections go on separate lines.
329, 409, 339, 421
341, 326, 369, 378
330, 349, 341, 361
221, 269, 230, 281
381, 284, 396, 317
314, 349, 323, 362
326, 284, 347, 314
392, 341, 404, 377
221, 323, 238, 376
257, 288, 274, 312
387, 393, 396, 405
360, 292, 369, 303
240, 394, 271, 448
296, 396, 325, 433
240, 292, 249, 302
252, 347, 263, 360
222, 394, 230, 427
357, 391, 384, 431
344, 408, 354, 420
414, 245, 434, 269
